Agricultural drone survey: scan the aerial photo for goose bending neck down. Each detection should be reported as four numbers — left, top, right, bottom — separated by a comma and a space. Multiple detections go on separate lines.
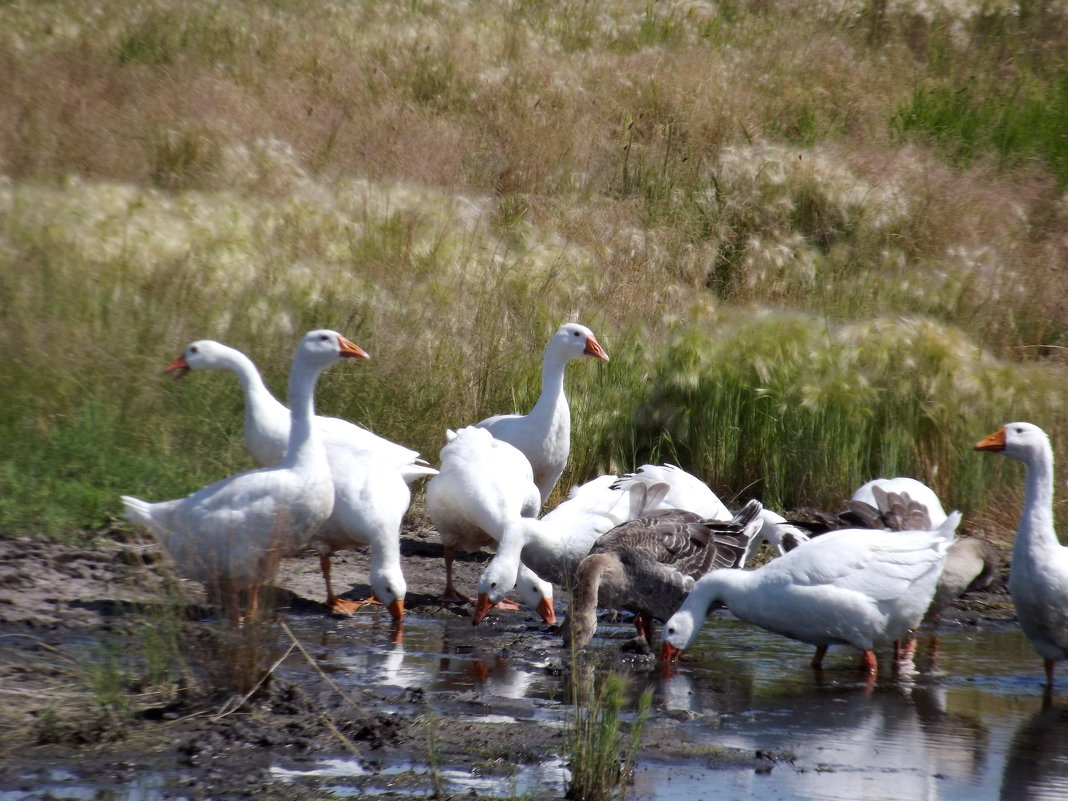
563, 500, 764, 651
475, 322, 608, 505
473, 463, 814, 626
164, 338, 435, 619
661, 510, 962, 675
426, 426, 555, 622
122, 330, 367, 622
976, 422, 1068, 686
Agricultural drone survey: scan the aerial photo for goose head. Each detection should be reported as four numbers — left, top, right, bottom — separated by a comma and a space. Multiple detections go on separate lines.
473, 562, 556, 626
165, 339, 238, 377
474, 554, 519, 623
975, 421, 1052, 464
660, 580, 727, 664
551, 323, 609, 363
298, 328, 370, 366
372, 565, 407, 621
661, 607, 700, 664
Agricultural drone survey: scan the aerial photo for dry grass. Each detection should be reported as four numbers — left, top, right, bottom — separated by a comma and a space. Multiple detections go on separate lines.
1, 0, 1067, 536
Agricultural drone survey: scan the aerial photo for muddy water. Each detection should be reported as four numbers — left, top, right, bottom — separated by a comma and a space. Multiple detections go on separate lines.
270, 612, 1068, 801
6, 610, 1068, 801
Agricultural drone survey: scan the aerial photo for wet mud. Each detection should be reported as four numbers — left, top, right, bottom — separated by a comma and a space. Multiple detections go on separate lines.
0, 518, 1016, 800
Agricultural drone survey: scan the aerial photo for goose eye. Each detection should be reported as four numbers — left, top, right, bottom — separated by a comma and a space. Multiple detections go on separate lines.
189, 346, 198, 354
667, 626, 676, 635
490, 581, 497, 589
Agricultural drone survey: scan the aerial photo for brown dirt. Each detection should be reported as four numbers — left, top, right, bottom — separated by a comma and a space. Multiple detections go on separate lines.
0, 515, 645, 799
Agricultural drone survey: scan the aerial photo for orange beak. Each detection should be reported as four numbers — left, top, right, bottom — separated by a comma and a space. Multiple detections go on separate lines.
660, 640, 684, 664
387, 598, 404, 621
164, 355, 191, 378
473, 593, 495, 625
584, 335, 609, 362
975, 428, 1007, 452
338, 336, 370, 360
536, 596, 556, 626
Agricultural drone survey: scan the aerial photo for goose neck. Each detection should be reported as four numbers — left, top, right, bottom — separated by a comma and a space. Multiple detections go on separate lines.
532, 348, 570, 415
1017, 444, 1058, 557
517, 519, 565, 582
284, 356, 325, 467
229, 351, 288, 430
691, 570, 742, 617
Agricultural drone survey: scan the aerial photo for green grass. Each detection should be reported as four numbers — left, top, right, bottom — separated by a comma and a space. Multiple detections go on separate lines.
616, 312, 1066, 512
894, 73, 1068, 186
567, 671, 652, 801
890, 6, 1068, 185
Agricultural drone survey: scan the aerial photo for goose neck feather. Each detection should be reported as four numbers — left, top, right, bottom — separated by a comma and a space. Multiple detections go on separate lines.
1017, 436, 1058, 563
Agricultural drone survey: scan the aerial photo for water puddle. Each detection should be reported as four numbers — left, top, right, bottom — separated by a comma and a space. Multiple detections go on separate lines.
6, 611, 1068, 800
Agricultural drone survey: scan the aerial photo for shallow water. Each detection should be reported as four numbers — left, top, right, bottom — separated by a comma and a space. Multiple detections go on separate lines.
630, 617, 1068, 801
6, 610, 1068, 801
275, 611, 1068, 801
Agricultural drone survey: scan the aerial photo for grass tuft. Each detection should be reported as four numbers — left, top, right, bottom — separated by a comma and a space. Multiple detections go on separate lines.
567, 669, 652, 801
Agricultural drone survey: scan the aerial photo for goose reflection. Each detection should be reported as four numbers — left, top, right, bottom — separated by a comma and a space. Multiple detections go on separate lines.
684, 682, 989, 801
1000, 701, 1068, 801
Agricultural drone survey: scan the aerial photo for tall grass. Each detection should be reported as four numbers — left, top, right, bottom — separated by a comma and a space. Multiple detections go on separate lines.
0, 0, 1066, 538
618, 312, 1066, 512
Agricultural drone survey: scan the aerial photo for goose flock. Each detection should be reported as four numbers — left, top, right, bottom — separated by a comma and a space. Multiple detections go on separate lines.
121, 324, 1066, 688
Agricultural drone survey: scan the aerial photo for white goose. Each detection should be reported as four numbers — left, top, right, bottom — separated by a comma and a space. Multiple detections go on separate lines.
976, 422, 1068, 685
798, 478, 999, 626
166, 339, 437, 619
475, 322, 609, 505
425, 426, 556, 622
661, 511, 962, 674
122, 330, 367, 622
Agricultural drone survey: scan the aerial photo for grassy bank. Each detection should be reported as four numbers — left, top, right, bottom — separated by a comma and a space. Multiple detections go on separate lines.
1, 0, 1066, 539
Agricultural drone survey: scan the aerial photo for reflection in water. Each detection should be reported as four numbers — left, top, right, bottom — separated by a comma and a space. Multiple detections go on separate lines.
283, 614, 1053, 801
315, 616, 551, 703
691, 681, 990, 801
1001, 702, 1068, 801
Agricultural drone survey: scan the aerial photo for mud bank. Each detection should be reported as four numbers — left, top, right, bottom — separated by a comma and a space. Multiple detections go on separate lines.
0, 519, 1014, 800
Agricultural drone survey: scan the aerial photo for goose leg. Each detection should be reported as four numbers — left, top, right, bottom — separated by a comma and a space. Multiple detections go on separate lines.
634, 614, 655, 648
893, 634, 916, 663
319, 553, 379, 615
923, 634, 941, 672
441, 545, 473, 604
1045, 659, 1056, 686
860, 650, 878, 675
246, 581, 264, 623
811, 644, 828, 670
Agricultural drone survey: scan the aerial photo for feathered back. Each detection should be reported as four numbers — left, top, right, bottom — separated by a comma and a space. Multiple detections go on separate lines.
582, 500, 764, 624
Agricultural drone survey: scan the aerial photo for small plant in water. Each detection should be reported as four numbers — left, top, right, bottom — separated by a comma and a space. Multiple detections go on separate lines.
566, 666, 652, 801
